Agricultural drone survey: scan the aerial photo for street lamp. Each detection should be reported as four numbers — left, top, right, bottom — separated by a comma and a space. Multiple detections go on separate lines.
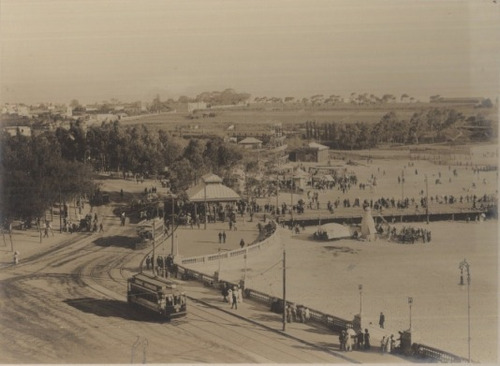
408, 297, 413, 332
358, 284, 363, 317
459, 259, 471, 363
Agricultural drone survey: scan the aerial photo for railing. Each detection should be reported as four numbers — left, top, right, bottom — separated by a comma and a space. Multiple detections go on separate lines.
176, 264, 353, 333
180, 222, 279, 265
412, 343, 469, 363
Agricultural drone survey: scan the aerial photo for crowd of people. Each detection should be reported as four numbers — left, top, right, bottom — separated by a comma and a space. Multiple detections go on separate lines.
386, 225, 432, 244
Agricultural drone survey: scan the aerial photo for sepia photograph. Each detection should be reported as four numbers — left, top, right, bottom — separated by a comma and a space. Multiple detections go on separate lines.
0, 0, 499, 363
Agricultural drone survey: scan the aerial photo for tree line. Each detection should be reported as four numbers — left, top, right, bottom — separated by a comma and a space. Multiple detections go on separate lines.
0, 121, 244, 222
304, 108, 496, 149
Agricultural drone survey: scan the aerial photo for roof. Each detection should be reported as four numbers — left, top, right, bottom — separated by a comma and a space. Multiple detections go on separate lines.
201, 173, 223, 184
186, 179, 241, 202
239, 137, 262, 144
308, 142, 329, 150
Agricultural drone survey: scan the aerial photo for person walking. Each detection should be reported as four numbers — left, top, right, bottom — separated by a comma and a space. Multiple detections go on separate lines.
364, 329, 371, 350
221, 283, 228, 302
222, 231, 226, 243
304, 307, 310, 323
228, 288, 233, 307
239, 238, 245, 248
13, 251, 19, 265
231, 287, 238, 309
218, 232, 222, 243
145, 255, 151, 270
379, 312, 385, 328
237, 286, 243, 304
339, 330, 346, 351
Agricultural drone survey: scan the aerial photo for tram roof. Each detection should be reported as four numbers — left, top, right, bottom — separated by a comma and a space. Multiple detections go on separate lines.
131, 273, 178, 289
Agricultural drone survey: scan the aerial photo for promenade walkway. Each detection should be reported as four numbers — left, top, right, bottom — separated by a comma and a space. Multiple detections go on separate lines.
181, 276, 411, 363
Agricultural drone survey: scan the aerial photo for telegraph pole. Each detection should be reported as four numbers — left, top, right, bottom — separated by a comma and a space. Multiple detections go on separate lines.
282, 249, 286, 331
152, 220, 156, 275
425, 174, 429, 224
459, 259, 471, 363
171, 194, 175, 255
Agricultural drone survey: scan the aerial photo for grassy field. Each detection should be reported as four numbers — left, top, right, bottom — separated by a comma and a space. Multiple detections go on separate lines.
119, 103, 498, 134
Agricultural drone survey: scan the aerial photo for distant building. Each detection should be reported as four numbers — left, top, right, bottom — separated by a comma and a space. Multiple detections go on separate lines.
238, 137, 262, 149
289, 142, 329, 163
188, 102, 208, 113
4, 126, 32, 137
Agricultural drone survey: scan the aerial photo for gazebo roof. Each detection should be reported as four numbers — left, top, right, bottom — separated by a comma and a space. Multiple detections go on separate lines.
239, 137, 262, 144
201, 173, 223, 184
187, 174, 241, 202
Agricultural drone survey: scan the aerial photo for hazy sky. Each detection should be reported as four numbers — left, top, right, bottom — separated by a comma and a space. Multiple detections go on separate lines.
1, 0, 499, 104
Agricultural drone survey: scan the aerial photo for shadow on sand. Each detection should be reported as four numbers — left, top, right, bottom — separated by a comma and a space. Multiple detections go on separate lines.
92, 235, 141, 248
64, 298, 167, 323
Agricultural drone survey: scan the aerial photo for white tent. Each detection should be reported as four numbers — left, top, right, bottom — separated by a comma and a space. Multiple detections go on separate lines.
360, 207, 377, 241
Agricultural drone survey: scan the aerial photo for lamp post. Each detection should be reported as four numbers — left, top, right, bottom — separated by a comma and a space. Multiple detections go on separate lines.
358, 284, 363, 319
408, 297, 413, 332
459, 259, 471, 363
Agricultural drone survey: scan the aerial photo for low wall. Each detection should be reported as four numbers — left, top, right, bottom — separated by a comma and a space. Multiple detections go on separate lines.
180, 221, 279, 266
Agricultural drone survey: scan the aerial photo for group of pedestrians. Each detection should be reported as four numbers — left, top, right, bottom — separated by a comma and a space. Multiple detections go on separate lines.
339, 328, 370, 352
221, 283, 243, 310
285, 303, 310, 323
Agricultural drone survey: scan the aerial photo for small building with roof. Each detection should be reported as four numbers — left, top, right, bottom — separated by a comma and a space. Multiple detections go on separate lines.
238, 137, 262, 149
289, 142, 329, 163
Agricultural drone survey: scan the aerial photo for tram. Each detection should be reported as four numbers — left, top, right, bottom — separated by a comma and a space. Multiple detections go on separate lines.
127, 273, 187, 319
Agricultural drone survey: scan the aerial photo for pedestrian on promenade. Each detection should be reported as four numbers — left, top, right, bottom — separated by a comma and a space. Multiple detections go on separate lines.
99, 222, 104, 232
222, 231, 226, 243
356, 330, 364, 350
228, 288, 233, 307
237, 285, 243, 304
364, 329, 371, 350
339, 330, 346, 351
304, 307, 310, 323
239, 238, 245, 248
379, 312, 385, 328
146, 255, 151, 270
380, 336, 386, 353
218, 232, 222, 243
231, 287, 238, 309
13, 251, 19, 265
221, 283, 228, 302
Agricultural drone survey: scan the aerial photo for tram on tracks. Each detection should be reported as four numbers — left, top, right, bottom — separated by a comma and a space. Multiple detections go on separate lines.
127, 273, 187, 319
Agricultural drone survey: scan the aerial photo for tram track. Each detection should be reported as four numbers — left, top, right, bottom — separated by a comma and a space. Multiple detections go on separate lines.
2, 208, 350, 363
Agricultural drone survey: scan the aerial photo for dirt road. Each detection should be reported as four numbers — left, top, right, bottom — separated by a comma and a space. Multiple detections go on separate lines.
0, 208, 345, 363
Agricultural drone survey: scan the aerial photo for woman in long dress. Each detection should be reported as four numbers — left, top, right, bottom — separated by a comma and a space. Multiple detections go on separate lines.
227, 288, 233, 306
237, 287, 243, 303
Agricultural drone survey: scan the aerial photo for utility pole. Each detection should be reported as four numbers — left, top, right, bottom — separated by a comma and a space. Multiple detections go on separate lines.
459, 259, 471, 363
359, 284, 363, 325
171, 195, 175, 255
425, 174, 429, 224
282, 248, 286, 331
152, 220, 156, 275
408, 297, 413, 332
204, 182, 207, 230
276, 173, 279, 217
